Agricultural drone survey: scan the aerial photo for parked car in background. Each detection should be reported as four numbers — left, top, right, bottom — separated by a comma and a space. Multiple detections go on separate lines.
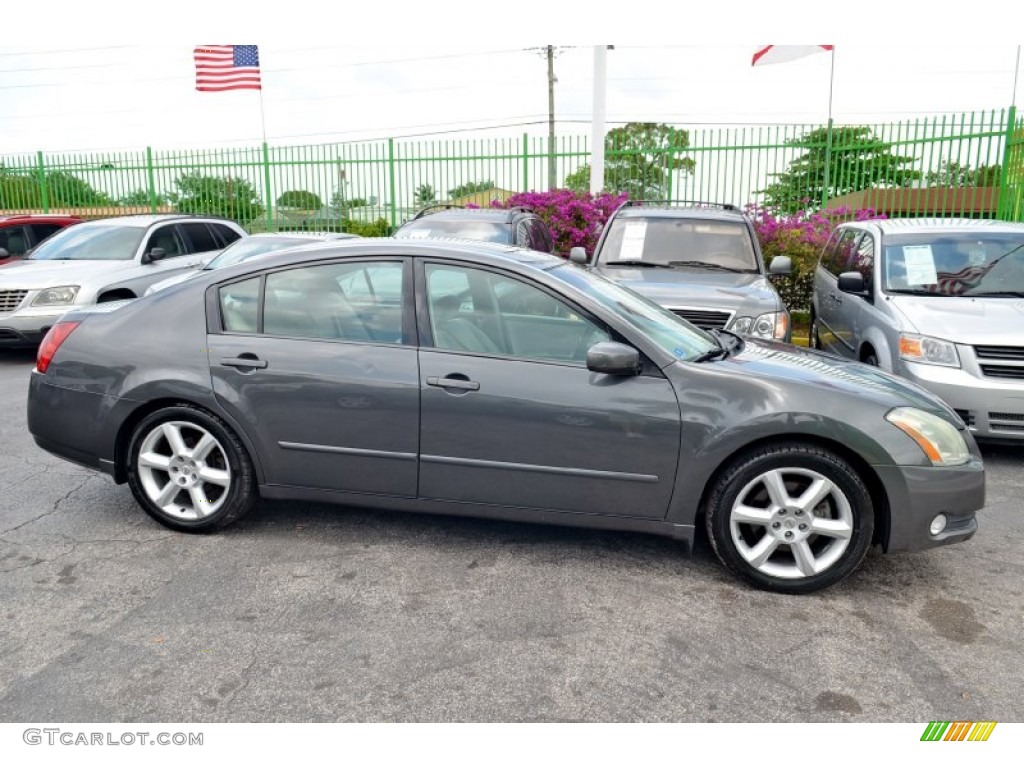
586, 201, 793, 341
28, 238, 983, 594
144, 231, 359, 296
0, 214, 245, 347
393, 205, 555, 252
0, 215, 82, 265
811, 217, 1024, 441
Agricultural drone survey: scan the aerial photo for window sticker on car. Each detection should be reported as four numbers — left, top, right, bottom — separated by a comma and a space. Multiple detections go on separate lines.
620, 222, 648, 260
903, 245, 938, 285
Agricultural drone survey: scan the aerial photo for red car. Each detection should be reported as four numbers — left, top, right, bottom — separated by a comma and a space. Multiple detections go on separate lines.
0, 215, 82, 265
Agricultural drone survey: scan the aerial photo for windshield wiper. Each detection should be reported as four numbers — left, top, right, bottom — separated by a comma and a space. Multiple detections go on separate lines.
667, 260, 743, 272
963, 290, 1024, 297
692, 345, 728, 363
691, 329, 741, 363
886, 288, 942, 295
602, 260, 675, 268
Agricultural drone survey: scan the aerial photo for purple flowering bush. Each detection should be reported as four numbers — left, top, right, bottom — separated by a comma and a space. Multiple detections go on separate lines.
488, 189, 628, 258
747, 204, 886, 310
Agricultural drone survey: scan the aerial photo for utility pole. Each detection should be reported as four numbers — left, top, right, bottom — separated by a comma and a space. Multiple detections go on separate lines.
547, 45, 557, 190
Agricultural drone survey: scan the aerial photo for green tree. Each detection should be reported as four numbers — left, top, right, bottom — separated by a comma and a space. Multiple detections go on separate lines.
118, 189, 170, 206
172, 172, 264, 222
44, 171, 112, 207
760, 126, 921, 213
415, 183, 437, 205
0, 168, 41, 209
924, 160, 1001, 187
447, 180, 495, 199
276, 189, 323, 209
564, 122, 696, 199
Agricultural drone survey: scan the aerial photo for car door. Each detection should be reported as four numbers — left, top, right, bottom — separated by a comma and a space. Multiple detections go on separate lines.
416, 260, 681, 519
816, 227, 861, 357
206, 258, 419, 495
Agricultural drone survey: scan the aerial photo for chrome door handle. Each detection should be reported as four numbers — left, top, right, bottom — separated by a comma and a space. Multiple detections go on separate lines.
220, 356, 268, 369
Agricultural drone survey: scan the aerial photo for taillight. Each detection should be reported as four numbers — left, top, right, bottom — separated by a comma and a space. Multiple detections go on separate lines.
36, 321, 80, 374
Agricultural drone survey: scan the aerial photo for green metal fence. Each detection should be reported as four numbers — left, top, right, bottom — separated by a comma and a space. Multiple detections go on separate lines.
1, 109, 1021, 232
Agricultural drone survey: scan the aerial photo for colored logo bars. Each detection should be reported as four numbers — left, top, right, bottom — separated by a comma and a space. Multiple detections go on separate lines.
921, 721, 997, 741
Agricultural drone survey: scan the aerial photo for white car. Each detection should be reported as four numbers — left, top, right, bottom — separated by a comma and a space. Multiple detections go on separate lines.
144, 231, 358, 296
0, 215, 245, 347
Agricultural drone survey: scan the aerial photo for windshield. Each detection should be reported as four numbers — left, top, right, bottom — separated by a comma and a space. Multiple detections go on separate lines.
397, 219, 510, 244
552, 264, 717, 361
28, 224, 144, 261
598, 217, 759, 271
206, 237, 314, 269
883, 232, 1024, 296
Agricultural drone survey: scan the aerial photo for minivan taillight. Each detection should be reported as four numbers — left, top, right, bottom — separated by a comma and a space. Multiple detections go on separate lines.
36, 321, 80, 374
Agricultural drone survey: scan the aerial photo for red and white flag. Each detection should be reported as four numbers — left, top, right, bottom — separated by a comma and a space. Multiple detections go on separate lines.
751, 45, 833, 67
194, 45, 262, 91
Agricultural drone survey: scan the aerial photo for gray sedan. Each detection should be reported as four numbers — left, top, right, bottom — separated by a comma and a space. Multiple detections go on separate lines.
27, 239, 984, 593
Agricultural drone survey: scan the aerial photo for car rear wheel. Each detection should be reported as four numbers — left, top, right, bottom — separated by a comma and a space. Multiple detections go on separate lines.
126, 405, 257, 533
705, 443, 874, 594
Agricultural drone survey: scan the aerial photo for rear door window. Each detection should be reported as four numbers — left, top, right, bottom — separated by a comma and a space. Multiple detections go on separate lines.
180, 222, 220, 254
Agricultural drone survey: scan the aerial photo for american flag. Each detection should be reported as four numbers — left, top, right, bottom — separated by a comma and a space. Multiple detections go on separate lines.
193, 45, 261, 92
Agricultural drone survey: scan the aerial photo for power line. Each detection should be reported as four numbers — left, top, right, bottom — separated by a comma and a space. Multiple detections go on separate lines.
0, 44, 139, 58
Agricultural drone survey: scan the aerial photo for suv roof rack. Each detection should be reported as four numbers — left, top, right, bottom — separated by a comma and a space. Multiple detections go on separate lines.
622, 199, 739, 212
412, 204, 465, 220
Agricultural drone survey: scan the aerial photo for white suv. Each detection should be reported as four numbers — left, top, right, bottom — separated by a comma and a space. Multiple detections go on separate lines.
0, 215, 245, 347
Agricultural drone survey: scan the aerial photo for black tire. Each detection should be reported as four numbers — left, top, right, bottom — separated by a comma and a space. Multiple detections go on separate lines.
862, 350, 879, 367
705, 443, 874, 594
125, 404, 257, 533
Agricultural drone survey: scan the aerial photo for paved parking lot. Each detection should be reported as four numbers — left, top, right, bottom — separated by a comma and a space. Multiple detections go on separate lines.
1, 349, 1022, 722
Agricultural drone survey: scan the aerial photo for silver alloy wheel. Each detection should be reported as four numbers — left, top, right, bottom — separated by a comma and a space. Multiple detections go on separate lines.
729, 467, 854, 580
136, 421, 232, 521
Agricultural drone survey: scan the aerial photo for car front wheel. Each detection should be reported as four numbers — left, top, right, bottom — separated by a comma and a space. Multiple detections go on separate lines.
705, 443, 874, 594
126, 405, 257, 533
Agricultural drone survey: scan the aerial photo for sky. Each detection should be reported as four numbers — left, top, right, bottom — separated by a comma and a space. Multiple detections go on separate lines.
1, 2, 1022, 156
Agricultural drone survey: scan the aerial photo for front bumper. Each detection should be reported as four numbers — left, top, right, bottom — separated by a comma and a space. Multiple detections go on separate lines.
0, 308, 69, 347
900, 360, 1024, 441
875, 458, 984, 553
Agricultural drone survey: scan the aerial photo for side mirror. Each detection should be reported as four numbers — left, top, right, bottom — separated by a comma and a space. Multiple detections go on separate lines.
587, 341, 641, 376
768, 255, 792, 276
837, 271, 868, 296
0, 248, 9, 259
143, 247, 167, 264
569, 246, 589, 265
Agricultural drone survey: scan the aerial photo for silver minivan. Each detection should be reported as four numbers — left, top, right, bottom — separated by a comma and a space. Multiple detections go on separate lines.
811, 218, 1024, 441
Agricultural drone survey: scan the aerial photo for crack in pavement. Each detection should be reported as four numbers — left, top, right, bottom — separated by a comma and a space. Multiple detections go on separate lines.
1, 476, 94, 535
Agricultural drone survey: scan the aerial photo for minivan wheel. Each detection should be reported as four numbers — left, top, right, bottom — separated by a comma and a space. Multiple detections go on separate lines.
862, 351, 879, 367
126, 405, 257, 533
705, 443, 874, 594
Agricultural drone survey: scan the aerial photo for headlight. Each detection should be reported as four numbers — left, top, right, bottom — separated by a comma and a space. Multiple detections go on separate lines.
730, 312, 788, 340
886, 407, 970, 466
899, 334, 960, 368
31, 285, 80, 307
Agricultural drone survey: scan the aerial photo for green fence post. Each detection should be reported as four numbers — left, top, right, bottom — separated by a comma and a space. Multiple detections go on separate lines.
997, 105, 1017, 221
262, 142, 273, 231
36, 151, 49, 213
522, 132, 529, 192
146, 146, 157, 213
821, 118, 834, 210
388, 138, 397, 229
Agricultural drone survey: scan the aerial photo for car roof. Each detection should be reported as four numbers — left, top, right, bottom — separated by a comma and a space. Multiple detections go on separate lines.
0, 214, 81, 224
243, 231, 357, 241
844, 217, 1024, 235
220, 236, 563, 275
75, 214, 239, 229
400, 207, 535, 226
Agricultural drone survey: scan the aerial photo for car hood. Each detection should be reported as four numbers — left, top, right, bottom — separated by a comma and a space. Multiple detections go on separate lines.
0, 259, 134, 289
889, 294, 1024, 345
594, 267, 781, 313
147, 269, 201, 295
705, 338, 960, 421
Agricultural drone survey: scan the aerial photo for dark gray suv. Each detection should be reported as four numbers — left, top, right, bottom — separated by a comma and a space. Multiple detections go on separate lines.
393, 205, 555, 253
587, 201, 793, 341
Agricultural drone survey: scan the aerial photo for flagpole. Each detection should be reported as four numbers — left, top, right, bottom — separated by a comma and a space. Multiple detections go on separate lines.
822, 47, 835, 211
1013, 45, 1021, 107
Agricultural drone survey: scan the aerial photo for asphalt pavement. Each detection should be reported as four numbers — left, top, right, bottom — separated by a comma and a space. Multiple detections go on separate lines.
1, 349, 1022, 722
